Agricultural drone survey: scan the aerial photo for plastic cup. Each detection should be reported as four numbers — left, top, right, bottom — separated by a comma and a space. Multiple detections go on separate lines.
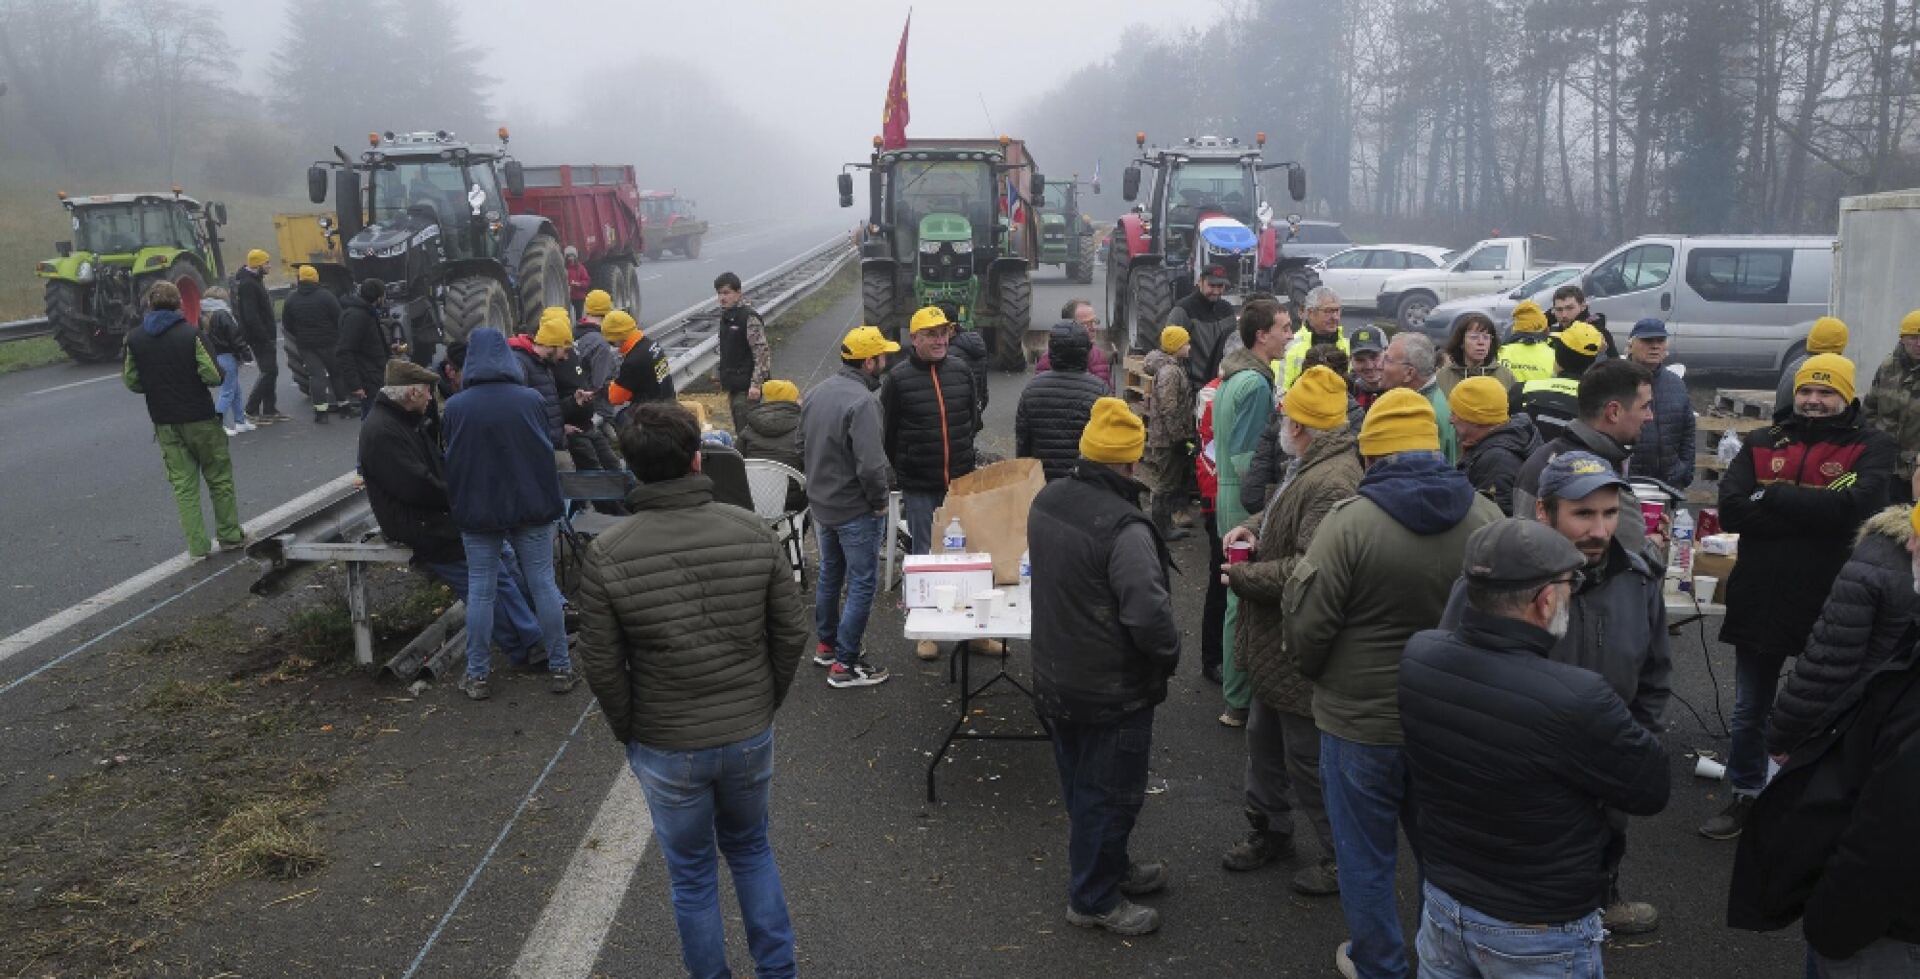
932, 584, 958, 613
1226, 541, 1252, 565
1639, 500, 1664, 536
1693, 576, 1718, 605
972, 590, 1003, 626
1694, 756, 1727, 780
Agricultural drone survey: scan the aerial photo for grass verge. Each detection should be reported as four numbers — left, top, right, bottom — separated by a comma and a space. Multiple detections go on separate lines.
0, 336, 67, 374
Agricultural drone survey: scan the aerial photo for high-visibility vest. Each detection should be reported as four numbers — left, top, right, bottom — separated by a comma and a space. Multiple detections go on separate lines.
1281, 327, 1352, 391
1499, 337, 1555, 384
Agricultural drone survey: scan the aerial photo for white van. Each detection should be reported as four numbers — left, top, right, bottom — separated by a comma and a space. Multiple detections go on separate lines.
1578, 235, 1835, 373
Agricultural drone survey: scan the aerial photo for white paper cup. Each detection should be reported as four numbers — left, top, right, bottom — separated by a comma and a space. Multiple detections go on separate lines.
1694, 756, 1727, 780
972, 589, 1004, 625
932, 584, 958, 612
1693, 576, 1718, 605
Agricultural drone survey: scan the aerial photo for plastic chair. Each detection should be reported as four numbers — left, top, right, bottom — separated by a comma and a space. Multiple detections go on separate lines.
879, 490, 916, 592
554, 469, 635, 594
701, 445, 755, 511
743, 459, 810, 580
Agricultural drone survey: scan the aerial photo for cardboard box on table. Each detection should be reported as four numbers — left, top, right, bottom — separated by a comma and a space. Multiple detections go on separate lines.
929, 459, 1048, 585
902, 553, 996, 609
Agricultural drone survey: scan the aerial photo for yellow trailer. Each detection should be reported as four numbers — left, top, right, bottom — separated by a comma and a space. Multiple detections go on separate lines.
273, 212, 340, 269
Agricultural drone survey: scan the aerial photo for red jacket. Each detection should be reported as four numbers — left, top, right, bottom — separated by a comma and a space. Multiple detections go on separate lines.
567, 262, 592, 302
1196, 378, 1221, 512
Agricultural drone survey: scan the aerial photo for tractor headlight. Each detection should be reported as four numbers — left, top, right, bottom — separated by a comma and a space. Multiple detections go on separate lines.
951, 241, 973, 254
76, 262, 94, 283
919, 239, 942, 254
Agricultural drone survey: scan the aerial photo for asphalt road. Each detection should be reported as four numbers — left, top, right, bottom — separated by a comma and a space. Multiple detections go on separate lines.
0, 265, 1805, 977
0, 217, 848, 639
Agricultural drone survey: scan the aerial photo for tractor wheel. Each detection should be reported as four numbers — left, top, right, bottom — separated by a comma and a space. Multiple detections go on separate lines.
1277, 264, 1323, 317
45, 280, 117, 363
514, 235, 568, 334
443, 276, 515, 346
861, 265, 901, 342
1395, 291, 1438, 333
1069, 235, 1096, 284
990, 270, 1031, 373
161, 262, 209, 325
592, 257, 643, 317
1103, 241, 1131, 360
683, 235, 702, 259
284, 341, 310, 398
644, 246, 661, 262
1126, 265, 1175, 357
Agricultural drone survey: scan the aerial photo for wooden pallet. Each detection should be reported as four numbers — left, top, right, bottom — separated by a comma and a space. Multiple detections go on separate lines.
1121, 354, 1151, 403
1713, 388, 1779, 419
1695, 413, 1768, 456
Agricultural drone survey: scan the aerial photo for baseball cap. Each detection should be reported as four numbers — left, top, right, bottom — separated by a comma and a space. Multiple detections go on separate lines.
1202, 265, 1230, 283
910, 306, 953, 333
1349, 325, 1386, 355
1462, 518, 1587, 589
1555, 322, 1605, 357
841, 326, 901, 360
1629, 318, 1669, 340
1538, 450, 1630, 501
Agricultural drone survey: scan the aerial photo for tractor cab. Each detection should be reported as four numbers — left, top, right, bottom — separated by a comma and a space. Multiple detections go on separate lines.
324, 131, 519, 299
877, 149, 1005, 323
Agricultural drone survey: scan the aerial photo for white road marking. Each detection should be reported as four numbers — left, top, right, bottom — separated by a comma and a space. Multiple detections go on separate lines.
23, 373, 119, 397
0, 470, 362, 668
510, 767, 654, 979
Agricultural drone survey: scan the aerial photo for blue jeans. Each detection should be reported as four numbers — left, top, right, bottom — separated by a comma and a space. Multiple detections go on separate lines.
814, 513, 883, 667
1812, 939, 1920, 978
214, 353, 244, 424
426, 556, 543, 662
626, 726, 795, 979
1729, 645, 1783, 796
1049, 706, 1155, 915
1321, 732, 1420, 979
902, 489, 945, 555
1416, 882, 1605, 979
461, 524, 569, 678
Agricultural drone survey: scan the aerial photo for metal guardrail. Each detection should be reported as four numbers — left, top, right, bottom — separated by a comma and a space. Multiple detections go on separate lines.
0, 285, 295, 345
654, 234, 858, 392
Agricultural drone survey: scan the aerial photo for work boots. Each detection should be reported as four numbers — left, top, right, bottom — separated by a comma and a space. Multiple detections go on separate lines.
1222, 811, 1295, 872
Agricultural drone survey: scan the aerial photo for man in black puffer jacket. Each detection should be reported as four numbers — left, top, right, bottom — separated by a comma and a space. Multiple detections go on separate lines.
335, 279, 393, 418
1766, 504, 1920, 757
280, 265, 348, 422
1016, 323, 1108, 481
234, 250, 287, 422
1402, 519, 1669, 967
1172, 270, 1238, 386
880, 306, 980, 555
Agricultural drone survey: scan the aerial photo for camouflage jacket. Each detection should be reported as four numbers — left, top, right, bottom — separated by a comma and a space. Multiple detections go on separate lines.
1862, 347, 1920, 480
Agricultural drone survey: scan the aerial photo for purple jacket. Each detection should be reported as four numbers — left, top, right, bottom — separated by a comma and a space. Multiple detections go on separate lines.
1036, 341, 1111, 388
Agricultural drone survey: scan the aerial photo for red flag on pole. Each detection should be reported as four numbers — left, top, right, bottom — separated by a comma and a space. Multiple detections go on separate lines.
881, 14, 911, 150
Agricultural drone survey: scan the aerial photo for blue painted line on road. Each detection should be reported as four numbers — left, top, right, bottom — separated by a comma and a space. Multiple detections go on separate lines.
0, 561, 241, 700
400, 699, 598, 979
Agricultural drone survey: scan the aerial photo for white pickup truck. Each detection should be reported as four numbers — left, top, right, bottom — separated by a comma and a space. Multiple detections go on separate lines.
1375, 236, 1541, 331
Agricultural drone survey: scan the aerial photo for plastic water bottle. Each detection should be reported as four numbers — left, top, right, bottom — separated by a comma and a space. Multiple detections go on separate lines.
942, 517, 966, 553
1716, 428, 1741, 466
1668, 508, 1695, 582
1018, 549, 1032, 590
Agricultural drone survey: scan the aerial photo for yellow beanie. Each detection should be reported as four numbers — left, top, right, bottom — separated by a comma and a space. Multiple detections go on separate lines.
1080, 397, 1146, 464
534, 307, 574, 347
1450, 376, 1509, 426
1557, 321, 1605, 357
601, 310, 637, 345
1358, 388, 1440, 457
1161, 325, 1191, 355
1809, 316, 1850, 352
761, 380, 799, 403
296, 265, 318, 283
1511, 301, 1548, 334
584, 290, 613, 318
1911, 504, 1920, 540
1283, 365, 1348, 430
245, 248, 270, 268
1900, 310, 1920, 338
1794, 353, 1857, 403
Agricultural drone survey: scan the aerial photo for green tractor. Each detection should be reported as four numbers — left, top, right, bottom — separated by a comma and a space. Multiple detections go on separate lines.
1036, 175, 1097, 284
34, 191, 229, 363
838, 137, 1044, 372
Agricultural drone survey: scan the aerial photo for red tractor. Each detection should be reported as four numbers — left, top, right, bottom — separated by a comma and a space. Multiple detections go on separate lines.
1105, 133, 1314, 353
639, 191, 708, 260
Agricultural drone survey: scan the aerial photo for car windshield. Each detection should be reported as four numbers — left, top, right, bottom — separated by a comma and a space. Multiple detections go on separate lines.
1515, 266, 1579, 297
73, 202, 194, 254
1166, 162, 1255, 223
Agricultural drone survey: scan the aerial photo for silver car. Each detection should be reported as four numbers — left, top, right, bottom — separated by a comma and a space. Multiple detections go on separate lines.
1420, 264, 1586, 343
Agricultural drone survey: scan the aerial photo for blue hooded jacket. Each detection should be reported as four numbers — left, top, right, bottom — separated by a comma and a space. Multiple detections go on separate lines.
1357, 451, 1477, 535
443, 328, 562, 532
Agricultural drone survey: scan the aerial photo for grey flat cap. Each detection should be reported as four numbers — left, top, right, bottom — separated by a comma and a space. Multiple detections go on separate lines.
1462, 518, 1587, 589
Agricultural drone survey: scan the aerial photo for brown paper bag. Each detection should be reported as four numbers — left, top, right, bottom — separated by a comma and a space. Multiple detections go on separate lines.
931, 458, 1047, 584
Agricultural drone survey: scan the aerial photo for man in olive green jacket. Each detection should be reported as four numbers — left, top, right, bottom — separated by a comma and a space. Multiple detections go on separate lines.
1283, 388, 1502, 979
576, 402, 808, 979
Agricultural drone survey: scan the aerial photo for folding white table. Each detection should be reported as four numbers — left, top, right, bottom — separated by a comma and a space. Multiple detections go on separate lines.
904, 584, 1049, 802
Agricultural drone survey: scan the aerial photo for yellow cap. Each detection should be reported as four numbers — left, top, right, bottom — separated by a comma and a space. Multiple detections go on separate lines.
910, 306, 953, 332
1358, 388, 1440, 457
1900, 311, 1920, 338
841, 326, 902, 360
1795, 353, 1857, 403
296, 265, 319, 283
601, 310, 638, 346
1809, 316, 1850, 351
1283, 366, 1349, 430
1080, 397, 1146, 464
1910, 504, 1920, 540
761, 380, 799, 403
584, 290, 613, 318
534, 307, 574, 347
1450, 376, 1510, 426
1160, 325, 1191, 354
245, 248, 270, 267
1511, 301, 1548, 334
1557, 322, 1605, 357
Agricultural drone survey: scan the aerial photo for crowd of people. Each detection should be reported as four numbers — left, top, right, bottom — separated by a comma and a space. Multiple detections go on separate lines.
118, 251, 1920, 978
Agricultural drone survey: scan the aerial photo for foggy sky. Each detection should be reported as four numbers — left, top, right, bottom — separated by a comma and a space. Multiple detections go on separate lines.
218, 0, 1195, 170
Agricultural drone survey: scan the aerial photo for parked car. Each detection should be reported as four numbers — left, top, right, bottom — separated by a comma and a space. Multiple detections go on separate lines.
1420, 264, 1587, 342
1377, 235, 1554, 331
1579, 234, 1835, 373
1280, 220, 1354, 262
1316, 244, 1455, 312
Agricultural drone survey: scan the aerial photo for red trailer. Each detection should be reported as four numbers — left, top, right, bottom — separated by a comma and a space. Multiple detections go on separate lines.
507, 164, 645, 314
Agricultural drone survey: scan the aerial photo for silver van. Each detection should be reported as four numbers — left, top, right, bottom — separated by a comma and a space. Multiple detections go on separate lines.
1579, 235, 1835, 373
